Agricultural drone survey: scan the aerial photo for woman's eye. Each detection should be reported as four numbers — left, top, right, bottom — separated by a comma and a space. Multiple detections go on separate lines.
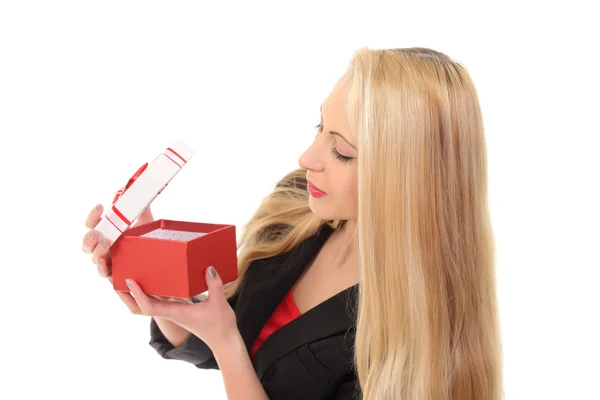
314, 124, 354, 163
330, 147, 354, 163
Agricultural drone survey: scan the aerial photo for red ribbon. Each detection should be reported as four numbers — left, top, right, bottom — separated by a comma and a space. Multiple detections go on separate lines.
112, 162, 167, 205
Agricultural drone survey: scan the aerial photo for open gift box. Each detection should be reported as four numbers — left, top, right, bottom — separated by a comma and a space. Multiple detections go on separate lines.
110, 219, 238, 300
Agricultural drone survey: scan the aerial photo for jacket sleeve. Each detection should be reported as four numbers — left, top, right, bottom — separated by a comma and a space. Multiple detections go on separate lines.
329, 375, 361, 400
148, 293, 239, 369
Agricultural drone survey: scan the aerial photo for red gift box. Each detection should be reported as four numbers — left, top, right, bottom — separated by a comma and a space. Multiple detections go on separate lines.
110, 219, 238, 299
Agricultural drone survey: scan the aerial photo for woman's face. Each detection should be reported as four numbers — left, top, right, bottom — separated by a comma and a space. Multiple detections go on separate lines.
298, 72, 358, 221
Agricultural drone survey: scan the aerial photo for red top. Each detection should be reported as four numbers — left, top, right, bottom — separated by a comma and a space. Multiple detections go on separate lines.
250, 289, 302, 360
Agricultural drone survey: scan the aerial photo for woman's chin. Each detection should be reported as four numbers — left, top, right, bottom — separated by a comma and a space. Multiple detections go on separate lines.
308, 199, 339, 221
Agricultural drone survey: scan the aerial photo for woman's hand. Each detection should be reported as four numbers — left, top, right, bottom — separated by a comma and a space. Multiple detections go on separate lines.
82, 203, 194, 345
124, 266, 239, 353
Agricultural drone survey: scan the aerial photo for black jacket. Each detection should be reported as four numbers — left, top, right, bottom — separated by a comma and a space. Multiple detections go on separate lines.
149, 223, 361, 399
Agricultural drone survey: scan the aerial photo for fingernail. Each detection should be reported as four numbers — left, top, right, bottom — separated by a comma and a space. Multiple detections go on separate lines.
208, 266, 217, 278
87, 231, 95, 240
101, 239, 108, 248
126, 279, 132, 289
94, 204, 101, 212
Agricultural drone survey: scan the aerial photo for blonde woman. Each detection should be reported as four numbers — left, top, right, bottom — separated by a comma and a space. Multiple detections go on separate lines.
82, 46, 504, 400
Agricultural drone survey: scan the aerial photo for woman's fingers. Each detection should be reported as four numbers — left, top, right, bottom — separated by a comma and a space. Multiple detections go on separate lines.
82, 229, 99, 254
83, 229, 112, 277
85, 204, 103, 230
126, 279, 185, 320
116, 284, 178, 322
96, 258, 110, 278
115, 289, 142, 315
126, 280, 157, 316
92, 237, 112, 277
82, 204, 103, 254
205, 266, 225, 302
84, 203, 156, 280
110, 276, 144, 315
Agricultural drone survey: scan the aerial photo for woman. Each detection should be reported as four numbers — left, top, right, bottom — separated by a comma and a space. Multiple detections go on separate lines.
82, 46, 504, 399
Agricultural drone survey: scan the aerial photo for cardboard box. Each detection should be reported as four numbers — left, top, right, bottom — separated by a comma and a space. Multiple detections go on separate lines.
110, 219, 238, 300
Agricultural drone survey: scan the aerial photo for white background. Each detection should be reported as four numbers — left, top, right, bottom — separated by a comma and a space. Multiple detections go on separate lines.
1, 1, 598, 399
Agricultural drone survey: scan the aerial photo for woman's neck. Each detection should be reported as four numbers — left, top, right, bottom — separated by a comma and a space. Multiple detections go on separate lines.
330, 220, 359, 269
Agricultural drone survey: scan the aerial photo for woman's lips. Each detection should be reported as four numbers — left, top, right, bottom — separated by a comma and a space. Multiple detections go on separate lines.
307, 181, 326, 198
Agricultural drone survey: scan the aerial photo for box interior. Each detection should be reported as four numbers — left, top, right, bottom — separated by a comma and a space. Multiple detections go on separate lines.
122, 219, 233, 239
141, 228, 207, 242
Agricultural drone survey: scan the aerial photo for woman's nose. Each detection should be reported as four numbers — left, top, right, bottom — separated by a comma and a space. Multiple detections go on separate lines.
298, 138, 325, 172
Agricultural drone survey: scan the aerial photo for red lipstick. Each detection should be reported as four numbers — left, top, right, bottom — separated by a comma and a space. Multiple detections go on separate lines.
307, 181, 326, 198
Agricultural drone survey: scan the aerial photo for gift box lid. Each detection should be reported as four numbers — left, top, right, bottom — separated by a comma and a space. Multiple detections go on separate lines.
95, 140, 195, 245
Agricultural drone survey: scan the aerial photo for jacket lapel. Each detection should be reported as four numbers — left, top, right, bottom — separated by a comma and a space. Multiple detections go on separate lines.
233, 223, 359, 379
252, 283, 358, 379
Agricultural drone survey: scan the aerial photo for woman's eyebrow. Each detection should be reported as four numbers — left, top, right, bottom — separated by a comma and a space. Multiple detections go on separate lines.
320, 104, 356, 150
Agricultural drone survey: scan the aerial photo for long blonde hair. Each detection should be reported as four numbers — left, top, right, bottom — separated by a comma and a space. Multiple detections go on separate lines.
225, 47, 504, 400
